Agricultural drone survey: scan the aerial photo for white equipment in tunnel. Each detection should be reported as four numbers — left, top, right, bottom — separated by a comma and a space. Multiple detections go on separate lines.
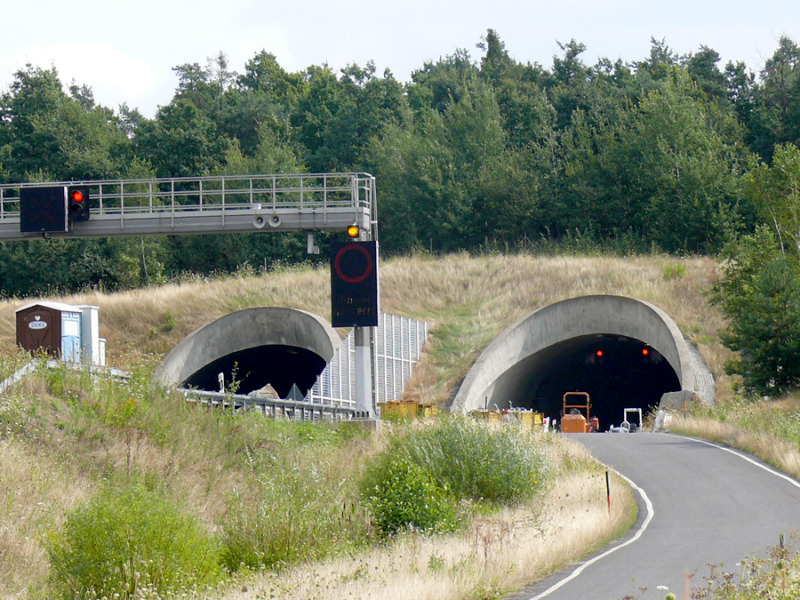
616, 407, 643, 433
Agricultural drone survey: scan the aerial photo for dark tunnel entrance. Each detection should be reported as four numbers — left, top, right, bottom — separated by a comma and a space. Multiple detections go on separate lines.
182, 345, 327, 398
493, 334, 681, 430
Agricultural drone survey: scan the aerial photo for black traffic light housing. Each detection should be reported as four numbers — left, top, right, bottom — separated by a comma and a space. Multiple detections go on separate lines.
67, 185, 90, 221
19, 185, 91, 234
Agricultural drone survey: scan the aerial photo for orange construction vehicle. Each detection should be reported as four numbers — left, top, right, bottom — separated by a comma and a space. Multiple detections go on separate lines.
560, 392, 599, 433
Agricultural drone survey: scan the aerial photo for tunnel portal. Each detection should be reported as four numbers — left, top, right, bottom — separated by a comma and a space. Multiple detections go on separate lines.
487, 333, 681, 429
157, 307, 341, 398
451, 295, 712, 427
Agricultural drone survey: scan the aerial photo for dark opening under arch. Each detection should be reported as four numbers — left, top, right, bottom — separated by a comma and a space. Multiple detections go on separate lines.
485, 333, 680, 427
181, 345, 327, 397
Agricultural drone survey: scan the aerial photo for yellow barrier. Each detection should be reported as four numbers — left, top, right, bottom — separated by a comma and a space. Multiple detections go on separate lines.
379, 400, 418, 419
379, 400, 441, 420
471, 409, 545, 432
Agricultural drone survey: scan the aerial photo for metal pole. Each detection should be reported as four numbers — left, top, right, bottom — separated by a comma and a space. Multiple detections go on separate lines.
354, 326, 373, 417
353, 224, 377, 418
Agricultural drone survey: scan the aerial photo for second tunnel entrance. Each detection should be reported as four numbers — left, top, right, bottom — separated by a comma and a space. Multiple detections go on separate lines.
482, 333, 680, 428
452, 295, 710, 426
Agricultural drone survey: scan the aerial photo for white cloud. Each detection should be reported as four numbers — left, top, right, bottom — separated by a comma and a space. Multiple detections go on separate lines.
0, 0, 797, 118
9, 42, 162, 113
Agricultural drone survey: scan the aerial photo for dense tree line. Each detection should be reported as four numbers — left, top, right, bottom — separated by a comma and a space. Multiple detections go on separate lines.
2, 31, 800, 296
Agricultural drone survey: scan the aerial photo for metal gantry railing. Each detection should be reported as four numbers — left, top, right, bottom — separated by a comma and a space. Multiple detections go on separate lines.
0, 173, 376, 239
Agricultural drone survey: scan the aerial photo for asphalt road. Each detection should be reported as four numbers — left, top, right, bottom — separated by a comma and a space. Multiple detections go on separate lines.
512, 432, 800, 600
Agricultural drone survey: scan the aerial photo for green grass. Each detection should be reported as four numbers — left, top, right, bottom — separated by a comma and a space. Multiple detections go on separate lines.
46, 479, 224, 599
0, 357, 561, 599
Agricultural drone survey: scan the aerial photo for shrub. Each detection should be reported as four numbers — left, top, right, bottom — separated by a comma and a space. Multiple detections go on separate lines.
361, 418, 550, 536
46, 482, 223, 599
400, 418, 548, 504
361, 454, 460, 536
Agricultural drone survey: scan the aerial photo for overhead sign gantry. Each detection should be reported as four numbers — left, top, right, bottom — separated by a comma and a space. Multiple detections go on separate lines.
0, 173, 375, 240
0, 173, 381, 418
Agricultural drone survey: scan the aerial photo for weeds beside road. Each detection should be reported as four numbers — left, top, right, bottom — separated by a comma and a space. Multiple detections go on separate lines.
0, 357, 635, 600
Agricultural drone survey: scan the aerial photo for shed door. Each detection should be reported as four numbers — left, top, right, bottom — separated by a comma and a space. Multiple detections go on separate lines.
61, 312, 82, 362
18, 306, 59, 354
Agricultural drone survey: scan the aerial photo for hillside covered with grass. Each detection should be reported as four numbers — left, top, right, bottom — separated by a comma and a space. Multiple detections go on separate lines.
0, 252, 732, 403
0, 252, 729, 599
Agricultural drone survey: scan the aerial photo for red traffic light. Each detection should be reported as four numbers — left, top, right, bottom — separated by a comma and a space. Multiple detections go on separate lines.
642, 348, 650, 356
67, 185, 90, 221
595, 350, 604, 358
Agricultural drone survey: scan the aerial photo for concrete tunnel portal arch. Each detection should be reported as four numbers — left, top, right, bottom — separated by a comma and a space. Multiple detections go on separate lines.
156, 307, 340, 397
451, 295, 713, 429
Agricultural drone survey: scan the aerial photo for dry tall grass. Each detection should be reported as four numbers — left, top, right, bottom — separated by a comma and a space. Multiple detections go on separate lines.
0, 438, 91, 597
672, 411, 800, 482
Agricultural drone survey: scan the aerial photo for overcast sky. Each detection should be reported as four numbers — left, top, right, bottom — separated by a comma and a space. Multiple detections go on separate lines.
2, 0, 798, 118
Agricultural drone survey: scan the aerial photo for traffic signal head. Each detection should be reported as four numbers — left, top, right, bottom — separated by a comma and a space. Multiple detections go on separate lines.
67, 186, 90, 221
346, 224, 360, 239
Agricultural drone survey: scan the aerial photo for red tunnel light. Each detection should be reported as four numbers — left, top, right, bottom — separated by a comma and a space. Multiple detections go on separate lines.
595, 350, 604, 358
642, 348, 650, 356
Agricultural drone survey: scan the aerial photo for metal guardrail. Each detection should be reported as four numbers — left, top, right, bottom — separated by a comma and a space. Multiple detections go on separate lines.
181, 389, 357, 421
0, 359, 129, 395
0, 173, 376, 239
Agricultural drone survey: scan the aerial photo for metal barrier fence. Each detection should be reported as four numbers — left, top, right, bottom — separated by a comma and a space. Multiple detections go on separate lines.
307, 313, 430, 408
375, 313, 430, 405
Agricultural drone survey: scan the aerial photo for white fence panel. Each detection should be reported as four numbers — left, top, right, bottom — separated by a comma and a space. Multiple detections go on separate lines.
307, 313, 429, 407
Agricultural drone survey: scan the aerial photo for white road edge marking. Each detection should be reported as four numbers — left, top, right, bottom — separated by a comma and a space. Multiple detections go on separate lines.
527, 466, 655, 600
527, 434, 800, 600
676, 434, 800, 491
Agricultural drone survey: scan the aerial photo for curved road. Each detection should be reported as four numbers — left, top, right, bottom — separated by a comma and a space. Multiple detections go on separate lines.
513, 433, 800, 600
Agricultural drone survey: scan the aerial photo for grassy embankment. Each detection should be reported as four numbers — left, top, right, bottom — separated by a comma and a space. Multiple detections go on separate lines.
0, 253, 728, 599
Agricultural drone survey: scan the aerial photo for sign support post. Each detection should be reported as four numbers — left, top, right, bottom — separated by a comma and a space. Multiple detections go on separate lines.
354, 326, 373, 417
